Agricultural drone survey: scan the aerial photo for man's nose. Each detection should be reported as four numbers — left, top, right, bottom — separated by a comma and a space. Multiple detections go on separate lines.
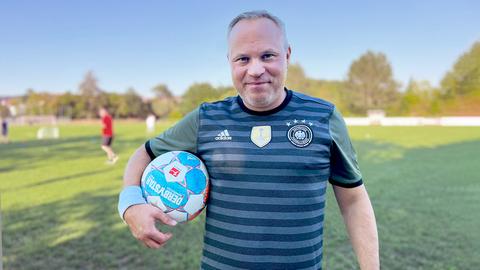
247, 59, 265, 77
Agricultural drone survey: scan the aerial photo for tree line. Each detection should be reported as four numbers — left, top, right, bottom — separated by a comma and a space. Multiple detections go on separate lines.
287, 41, 480, 116
5, 41, 480, 119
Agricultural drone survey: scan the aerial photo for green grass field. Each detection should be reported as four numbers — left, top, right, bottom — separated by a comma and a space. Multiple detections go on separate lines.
1, 122, 479, 269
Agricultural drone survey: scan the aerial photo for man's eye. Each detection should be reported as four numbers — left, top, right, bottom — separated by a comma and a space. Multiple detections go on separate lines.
262, 54, 274, 60
236, 57, 249, 63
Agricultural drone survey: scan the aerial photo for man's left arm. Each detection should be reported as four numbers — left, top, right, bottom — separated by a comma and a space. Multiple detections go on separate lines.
333, 184, 379, 270
328, 107, 379, 269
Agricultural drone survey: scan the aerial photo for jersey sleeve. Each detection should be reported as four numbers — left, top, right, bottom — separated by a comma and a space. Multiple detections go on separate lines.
329, 107, 363, 188
145, 108, 200, 160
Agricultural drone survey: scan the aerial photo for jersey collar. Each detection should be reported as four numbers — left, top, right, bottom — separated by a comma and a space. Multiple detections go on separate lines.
237, 88, 292, 116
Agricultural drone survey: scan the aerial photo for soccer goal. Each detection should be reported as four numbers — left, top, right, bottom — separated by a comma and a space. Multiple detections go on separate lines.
36, 126, 60, 139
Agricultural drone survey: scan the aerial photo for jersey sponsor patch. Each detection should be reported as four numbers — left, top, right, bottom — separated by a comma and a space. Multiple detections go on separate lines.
250, 126, 271, 148
287, 124, 313, 148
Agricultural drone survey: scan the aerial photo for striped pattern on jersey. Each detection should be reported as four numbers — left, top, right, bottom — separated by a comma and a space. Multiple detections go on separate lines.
197, 90, 334, 270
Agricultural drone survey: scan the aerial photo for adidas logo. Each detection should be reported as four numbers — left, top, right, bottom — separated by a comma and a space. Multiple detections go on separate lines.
215, 129, 232, 141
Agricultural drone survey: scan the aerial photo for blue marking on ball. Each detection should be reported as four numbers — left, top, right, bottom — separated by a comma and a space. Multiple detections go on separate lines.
185, 168, 207, 194
144, 170, 189, 209
177, 151, 200, 167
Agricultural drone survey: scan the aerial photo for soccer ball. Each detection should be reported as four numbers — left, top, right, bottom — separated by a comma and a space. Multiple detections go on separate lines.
141, 151, 209, 223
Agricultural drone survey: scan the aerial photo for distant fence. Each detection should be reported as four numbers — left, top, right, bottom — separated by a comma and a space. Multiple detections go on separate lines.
345, 117, 480, 126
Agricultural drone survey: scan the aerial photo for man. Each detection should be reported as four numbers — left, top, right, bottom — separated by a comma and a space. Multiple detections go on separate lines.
145, 113, 156, 134
118, 11, 379, 269
99, 107, 118, 164
0, 99, 10, 144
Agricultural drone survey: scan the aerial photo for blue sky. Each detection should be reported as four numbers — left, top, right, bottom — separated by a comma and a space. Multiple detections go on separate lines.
0, 0, 479, 97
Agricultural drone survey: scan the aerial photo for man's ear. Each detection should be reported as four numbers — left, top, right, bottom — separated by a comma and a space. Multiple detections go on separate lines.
286, 46, 291, 64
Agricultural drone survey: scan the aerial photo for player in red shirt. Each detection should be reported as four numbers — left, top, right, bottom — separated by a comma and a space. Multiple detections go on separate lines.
99, 107, 118, 164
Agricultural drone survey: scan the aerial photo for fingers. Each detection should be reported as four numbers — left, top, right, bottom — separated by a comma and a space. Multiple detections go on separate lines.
124, 204, 176, 248
142, 232, 173, 249
151, 207, 178, 226
144, 239, 162, 249
142, 228, 172, 245
133, 222, 173, 248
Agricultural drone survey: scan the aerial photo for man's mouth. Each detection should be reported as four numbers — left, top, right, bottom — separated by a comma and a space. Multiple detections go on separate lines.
245, 81, 269, 85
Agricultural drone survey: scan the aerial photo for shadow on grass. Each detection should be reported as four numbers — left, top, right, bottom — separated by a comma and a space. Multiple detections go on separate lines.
1, 168, 114, 192
0, 135, 147, 173
324, 139, 480, 270
3, 190, 205, 270
2, 139, 479, 270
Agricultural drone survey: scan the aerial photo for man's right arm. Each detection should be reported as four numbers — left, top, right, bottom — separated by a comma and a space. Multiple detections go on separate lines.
122, 146, 178, 248
123, 145, 152, 187
119, 108, 200, 248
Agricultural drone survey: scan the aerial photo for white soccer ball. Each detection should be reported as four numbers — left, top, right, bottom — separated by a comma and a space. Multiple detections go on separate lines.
141, 151, 209, 223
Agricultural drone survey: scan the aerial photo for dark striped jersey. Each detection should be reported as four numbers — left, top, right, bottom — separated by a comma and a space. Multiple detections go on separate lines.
146, 89, 363, 270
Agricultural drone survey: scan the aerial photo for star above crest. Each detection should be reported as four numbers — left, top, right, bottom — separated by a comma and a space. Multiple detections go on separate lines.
286, 120, 313, 126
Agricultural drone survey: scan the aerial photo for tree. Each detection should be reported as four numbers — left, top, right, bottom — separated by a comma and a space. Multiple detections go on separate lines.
104, 92, 122, 117
151, 84, 176, 119
216, 86, 237, 100
78, 71, 102, 118
313, 80, 349, 113
56, 91, 78, 118
285, 63, 348, 113
152, 84, 174, 99
395, 79, 438, 115
441, 41, 480, 97
180, 83, 220, 115
24, 89, 58, 115
345, 51, 400, 114
116, 88, 144, 118
286, 63, 311, 94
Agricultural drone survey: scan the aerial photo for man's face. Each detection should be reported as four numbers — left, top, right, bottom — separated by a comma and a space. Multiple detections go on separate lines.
228, 18, 291, 112
99, 108, 106, 117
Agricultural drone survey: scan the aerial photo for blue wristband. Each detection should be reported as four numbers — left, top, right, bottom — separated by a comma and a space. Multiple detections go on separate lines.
118, 186, 147, 220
